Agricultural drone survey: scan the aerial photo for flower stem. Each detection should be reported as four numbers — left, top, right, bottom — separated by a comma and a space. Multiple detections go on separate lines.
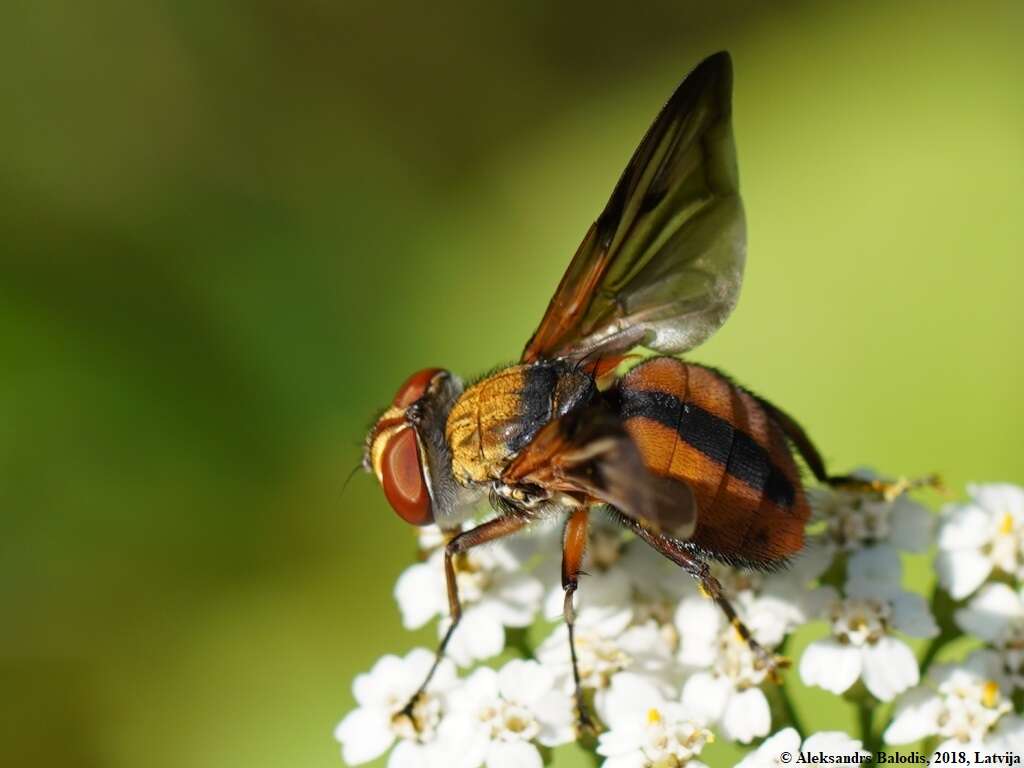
919, 582, 958, 675
776, 683, 805, 735
769, 637, 805, 735
857, 696, 880, 757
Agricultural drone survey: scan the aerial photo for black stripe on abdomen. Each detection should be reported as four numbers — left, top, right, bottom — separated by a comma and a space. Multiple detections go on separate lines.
619, 388, 795, 507
505, 364, 558, 454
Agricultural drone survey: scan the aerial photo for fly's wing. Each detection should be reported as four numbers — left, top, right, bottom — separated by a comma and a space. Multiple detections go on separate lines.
502, 405, 696, 539
522, 51, 744, 364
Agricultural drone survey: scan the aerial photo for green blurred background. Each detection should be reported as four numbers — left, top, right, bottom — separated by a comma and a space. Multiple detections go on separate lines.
3, 1, 1022, 766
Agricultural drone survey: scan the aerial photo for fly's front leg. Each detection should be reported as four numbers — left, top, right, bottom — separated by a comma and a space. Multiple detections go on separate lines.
561, 506, 597, 735
397, 513, 530, 727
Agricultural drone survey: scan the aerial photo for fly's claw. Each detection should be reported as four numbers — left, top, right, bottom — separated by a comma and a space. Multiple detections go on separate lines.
391, 692, 425, 738
831, 472, 945, 501
573, 692, 602, 739
752, 645, 791, 684
575, 707, 600, 739
872, 473, 944, 502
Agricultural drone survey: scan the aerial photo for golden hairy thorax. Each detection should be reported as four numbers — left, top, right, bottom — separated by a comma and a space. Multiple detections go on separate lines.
445, 366, 527, 485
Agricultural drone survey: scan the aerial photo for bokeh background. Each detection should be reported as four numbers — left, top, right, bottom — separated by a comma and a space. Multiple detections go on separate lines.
3, 1, 1022, 766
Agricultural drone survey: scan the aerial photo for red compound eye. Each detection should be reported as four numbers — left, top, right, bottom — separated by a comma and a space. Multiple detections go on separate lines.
392, 368, 444, 408
380, 427, 433, 526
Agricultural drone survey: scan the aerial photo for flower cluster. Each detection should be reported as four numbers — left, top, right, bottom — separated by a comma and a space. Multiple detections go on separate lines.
335, 480, 1024, 767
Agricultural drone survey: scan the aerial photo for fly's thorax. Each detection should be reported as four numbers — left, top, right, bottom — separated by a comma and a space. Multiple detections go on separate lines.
445, 361, 596, 486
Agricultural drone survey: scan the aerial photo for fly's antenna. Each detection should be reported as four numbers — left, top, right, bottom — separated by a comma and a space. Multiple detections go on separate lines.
341, 460, 365, 501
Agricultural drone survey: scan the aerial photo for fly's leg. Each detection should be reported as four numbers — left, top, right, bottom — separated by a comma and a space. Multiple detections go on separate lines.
622, 513, 788, 680
561, 507, 598, 735
396, 514, 530, 730
755, 396, 943, 500
826, 473, 945, 501
692, 562, 789, 681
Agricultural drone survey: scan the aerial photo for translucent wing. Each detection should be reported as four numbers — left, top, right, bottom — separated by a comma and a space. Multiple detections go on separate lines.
522, 51, 744, 364
502, 405, 696, 540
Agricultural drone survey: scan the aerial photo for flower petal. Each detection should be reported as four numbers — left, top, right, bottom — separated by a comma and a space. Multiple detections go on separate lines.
598, 672, 665, 731
681, 671, 730, 722
735, 728, 801, 768
799, 638, 863, 694
937, 502, 993, 550
532, 689, 575, 747
353, 654, 406, 705
485, 741, 542, 768
395, 562, 444, 629
861, 637, 919, 701
335, 706, 395, 765
969, 483, 1024, 520
443, 607, 505, 666
883, 686, 942, 745
437, 714, 489, 768
992, 715, 1024, 754
787, 540, 835, 582
597, 723, 645, 757
890, 592, 939, 638
498, 659, 554, 705
720, 687, 771, 743
601, 754, 647, 768
954, 583, 1022, 642
962, 648, 1007, 683
888, 496, 934, 552
846, 545, 903, 600
574, 569, 635, 635
676, 596, 724, 668
803, 731, 868, 758
388, 740, 427, 768
489, 572, 544, 627
448, 667, 500, 713
935, 549, 992, 600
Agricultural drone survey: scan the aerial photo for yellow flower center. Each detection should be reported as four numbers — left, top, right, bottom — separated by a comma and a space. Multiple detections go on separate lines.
982, 680, 1000, 708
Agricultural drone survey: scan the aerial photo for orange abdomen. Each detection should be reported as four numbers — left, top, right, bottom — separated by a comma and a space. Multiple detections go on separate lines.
617, 357, 809, 567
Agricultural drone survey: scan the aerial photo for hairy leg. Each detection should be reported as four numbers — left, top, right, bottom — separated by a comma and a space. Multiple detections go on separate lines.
619, 512, 787, 677
757, 396, 941, 498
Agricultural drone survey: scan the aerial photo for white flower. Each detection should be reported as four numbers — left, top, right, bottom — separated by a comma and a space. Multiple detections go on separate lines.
885, 650, 1024, 756
537, 525, 656, 637
414, 524, 450, 553
616, 534, 694, 609
334, 648, 458, 767
955, 582, 1024, 690
676, 596, 774, 743
536, 620, 677, 711
799, 546, 937, 701
538, 522, 692, 646
672, 550, 832, 742
715, 543, 834, 648
443, 659, 574, 768
541, 562, 635, 637
807, 469, 934, 557
597, 673, 713, 768
735, 727, 868, 768
394, 538, 544, 666
936, 483, 1024, 599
